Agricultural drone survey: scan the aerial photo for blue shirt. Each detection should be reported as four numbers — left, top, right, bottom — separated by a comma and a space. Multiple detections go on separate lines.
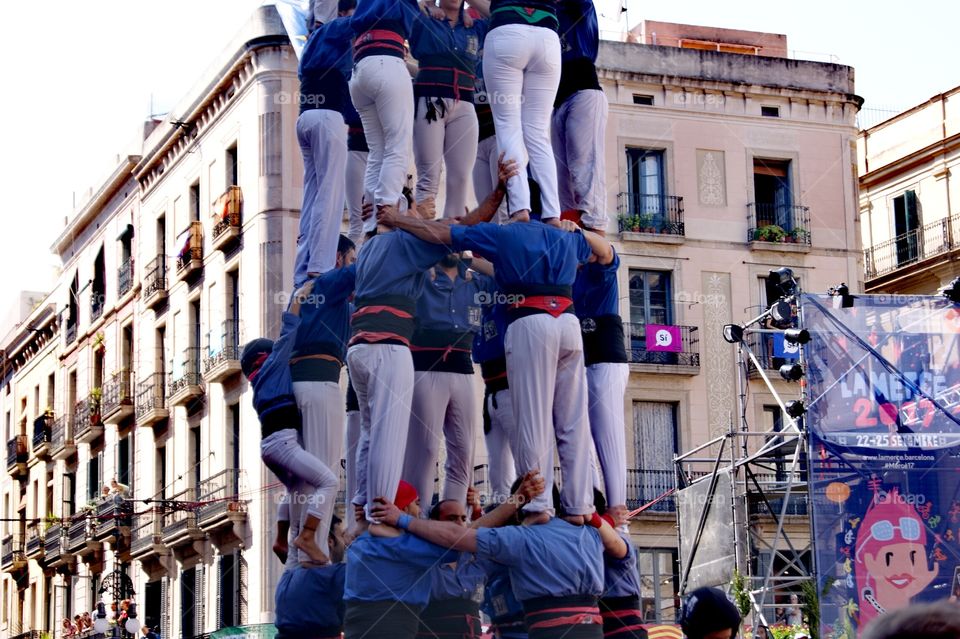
573, 250, 620, 318
294, 265, 356, 361
251, 312, 300, 417
345, 532, 456, 606
300, 16, 355, 84
410, 14, 488, 70
354, 231, 452, 301
431, 551, 487, 601
603, 533, 641, 599
482, 561, 527, 637
472, 301, 508, 364
450, 222, 593, 293
275, 564, 346, 633
475, 519, 604, 602
557, 0, 599, 62
417, 269, 495, 333
351, 0, 422, 38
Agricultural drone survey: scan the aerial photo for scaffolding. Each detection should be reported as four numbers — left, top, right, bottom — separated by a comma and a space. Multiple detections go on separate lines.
674, 275, 815, 629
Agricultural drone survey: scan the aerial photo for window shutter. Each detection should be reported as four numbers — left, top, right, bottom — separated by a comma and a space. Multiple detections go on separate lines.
238, 551, 247, 626
904, 190, 919, 229
196, 564, 206, 636
160, 577, 171, 639
217, 556, 224, 629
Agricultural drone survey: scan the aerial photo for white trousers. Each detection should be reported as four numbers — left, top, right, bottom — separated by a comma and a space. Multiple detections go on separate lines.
346, 149, 369, 244
294, 109, 347, 285
586, 363, 629, 507
346, 344, 415, 520
474, 135, 509, 224
504, 314, 593, 515
552, 89, 609, 230
293, 381, 345, 473
485, 388, 518, 503
413, 97, 479, 219
349, 56, 414, 221
483, 24, 561, 219
344, 409, 362, 536
403, 371, 477, 511
261, 429, 338, 559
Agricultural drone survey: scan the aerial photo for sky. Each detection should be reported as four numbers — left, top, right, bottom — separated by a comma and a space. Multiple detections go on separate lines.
0, 0, 957, 326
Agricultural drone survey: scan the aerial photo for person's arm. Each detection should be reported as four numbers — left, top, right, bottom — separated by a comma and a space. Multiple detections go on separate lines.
372, 498, 479, 552
558, 220, 614, 265
470, 257, 494, 277
459, 154, 518, 226
470, 470, 544, 529
468, 0, 491, 17
381, 213, 455, 245
596, 519, 628, 559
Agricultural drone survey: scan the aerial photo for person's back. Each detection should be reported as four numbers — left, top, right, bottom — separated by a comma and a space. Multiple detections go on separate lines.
860, 600, 960, 639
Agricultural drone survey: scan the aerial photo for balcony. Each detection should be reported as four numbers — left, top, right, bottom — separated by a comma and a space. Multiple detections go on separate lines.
197, 469, 246, 546
31, 414, 52, 460
6, 435, 28, 476
118, 256, 135, 299
93, 495, 133, 542
66, 515, 99, 557
743, 331, 794, 380
211, 185, 243, 252
627, 469, 676, 513
24, 524, 43, 561
102, 369, 134, 425
863, 214, 960, 284
42, 523, 69, 568
626, 323, 700, 374
168, 347, 204, 406
90, 292, 105, 322
131, 507, 169, 562
73, 394, 104, 445
176, 220, 204, 282
203, 320, 241, 383
1, 535, 26, 572
161, 487, 204, 559
143, 255, 168, 309
616, 193, 685, 242
50, 414, 75, 461
135, 373, 169, 427
747, 203, 811, 249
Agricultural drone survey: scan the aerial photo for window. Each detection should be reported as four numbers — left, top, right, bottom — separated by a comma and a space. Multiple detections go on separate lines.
631, 402, 678, 512
218, 551, 247, 628
34, 385, 40, 419
87, 452, 103, 502
157, 326, 167, 379
628, 270, 674, 364
145, 580, 162, 634
67, 273, 79, 336
761, 106, 780, 117
157, 214, 167, 258
226, 144, 239, 187
157, 446, 167, 500
632, 94, 654, 106
192, 426, 202, 493
189, 181, 201, 223
752, 159, 793, 229
118, 436, 130, 488
92, 245, 106, 320
68, 371, 77, 423
893, 190, 919, 266
93, 347, 104, 391
47, 373, 55, 414
626, 148, 666, 218
63, 472, 75, 518
229, 403, 241, 472
637, 548, 679, 623
763, 405, 786, 482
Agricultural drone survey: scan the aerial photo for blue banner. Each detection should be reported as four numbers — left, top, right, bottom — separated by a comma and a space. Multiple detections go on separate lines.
802, 293, 960, 638
773, 332, 801, 359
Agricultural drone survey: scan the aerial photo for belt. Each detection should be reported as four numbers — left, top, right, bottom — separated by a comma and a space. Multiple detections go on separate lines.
416, 66, 477, 102
289, 353, 342, 366
354, 29, 405, 58
349, 304, 415, 347
507, 295, 574, 323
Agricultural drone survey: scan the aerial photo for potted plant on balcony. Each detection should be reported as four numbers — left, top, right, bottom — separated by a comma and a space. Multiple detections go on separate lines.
639, 213, 657, 233
790, 227, 809, 244
92, 331, 106, 353
44, 513, 58, 532
89, 387, 102, 424
755, 224, 786, 243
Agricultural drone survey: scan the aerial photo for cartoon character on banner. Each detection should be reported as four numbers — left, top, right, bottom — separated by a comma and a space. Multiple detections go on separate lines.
853, 489, 939, 629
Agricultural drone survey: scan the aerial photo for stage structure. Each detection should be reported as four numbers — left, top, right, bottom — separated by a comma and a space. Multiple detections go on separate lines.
676, 274, 960, 637
675, 268, 815, 630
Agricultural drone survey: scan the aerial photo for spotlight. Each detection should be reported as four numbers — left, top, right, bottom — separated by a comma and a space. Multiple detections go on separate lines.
768, 267, 797, 297
93, 602, 109, 634
784, 328, 810, 345
722, 324, 744, 344
779, 363, 804, 381
125, 602, 141, 634
942, 277, 960, 304
828, 282, 855, 308
785, 400, 805, 418
769, 299, 794, 328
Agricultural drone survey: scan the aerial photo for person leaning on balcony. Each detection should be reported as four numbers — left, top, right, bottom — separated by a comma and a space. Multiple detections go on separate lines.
110, 477, 130, 497
241, 279, 339, 566
63, 617, 78, 637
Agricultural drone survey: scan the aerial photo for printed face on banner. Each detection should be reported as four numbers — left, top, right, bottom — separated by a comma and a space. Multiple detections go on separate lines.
802, 294, 960, 639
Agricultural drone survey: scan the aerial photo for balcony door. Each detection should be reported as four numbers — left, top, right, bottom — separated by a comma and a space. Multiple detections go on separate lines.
626, 148, 665, 219
632, 401, 678, 512
893, 190, 919, 266
629, 270, 674, 364
753, 159, 793, 230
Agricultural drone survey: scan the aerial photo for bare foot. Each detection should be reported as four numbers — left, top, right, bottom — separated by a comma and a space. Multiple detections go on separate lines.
508, 210, 530, 224
272, 540, 288, 564
292, 534, 329, 565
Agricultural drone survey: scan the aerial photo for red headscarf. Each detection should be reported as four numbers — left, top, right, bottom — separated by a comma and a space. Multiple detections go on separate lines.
395, 480, 419, 511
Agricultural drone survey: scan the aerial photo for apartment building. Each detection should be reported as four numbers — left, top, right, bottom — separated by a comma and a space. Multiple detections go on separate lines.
859, 85, 960, 294
0, 8, 864, 636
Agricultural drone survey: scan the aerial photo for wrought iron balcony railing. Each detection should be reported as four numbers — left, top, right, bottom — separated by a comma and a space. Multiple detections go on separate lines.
65, 322, 78, 345
31, 414, 52, 454
197, 469, 245, 530
863, 214, 960, 279
6, 434, 28, 472
625, 323, 700, 368
176, 221, 204, 275
102, 369, 134, 423
203, 320, 241, 381
211, 185, 243, 249
627, 468, 676, 513
74, 393, 104, 444
747, 203, 811, 245
169, 347, 203, 404
118, 256, 135, 297
143, 254, 167, 305
135, 372, 168, 423
617, 193, 685, 236
43, 522, 64, 563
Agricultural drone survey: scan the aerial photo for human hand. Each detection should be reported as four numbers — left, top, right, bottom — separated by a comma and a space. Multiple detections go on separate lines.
370, 497, 402, 526
513, 470, 545, 506
496, 152, 519, 187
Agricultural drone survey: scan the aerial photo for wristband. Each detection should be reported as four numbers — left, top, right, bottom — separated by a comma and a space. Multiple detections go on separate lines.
588, 512, 603, 529
398, 514, 413, 530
